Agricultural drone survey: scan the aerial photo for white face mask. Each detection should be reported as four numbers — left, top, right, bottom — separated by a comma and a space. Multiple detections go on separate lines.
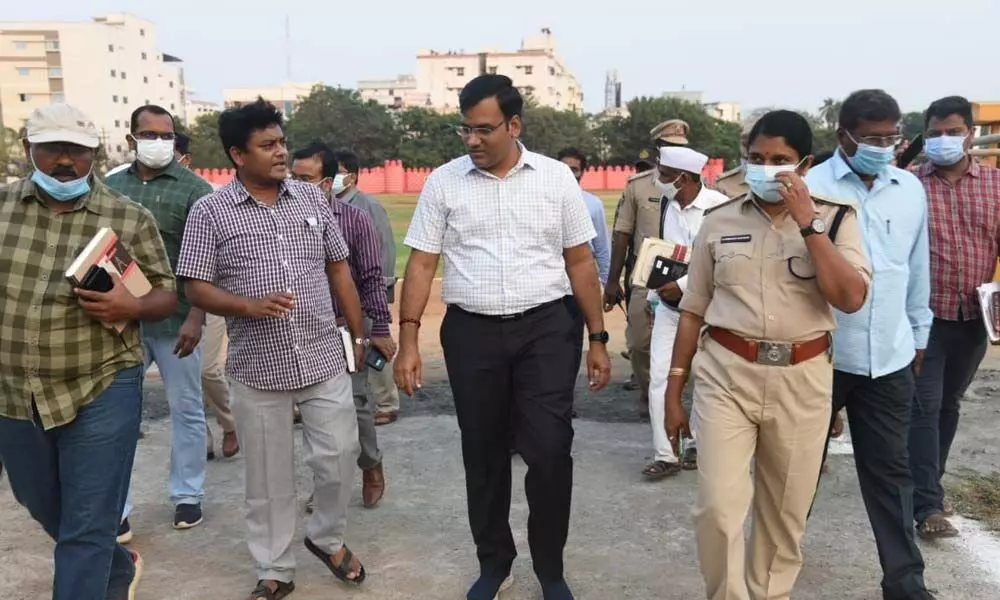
655, 174, 682, 201
135, 138, 174, 169
331, 173, 348, 195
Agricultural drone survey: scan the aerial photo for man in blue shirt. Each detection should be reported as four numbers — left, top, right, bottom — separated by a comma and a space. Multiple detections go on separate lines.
805, 89, 935, 600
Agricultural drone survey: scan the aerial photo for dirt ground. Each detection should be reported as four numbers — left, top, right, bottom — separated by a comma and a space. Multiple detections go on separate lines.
2, 283, 1000, 599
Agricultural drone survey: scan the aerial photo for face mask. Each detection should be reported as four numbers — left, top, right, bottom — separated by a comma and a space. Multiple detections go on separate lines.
846, 143, 895, 175
331, 174, 347, 195
924, 135, 967, 166
135, 138, 175, 169
30, 155, 91, 202
655, 175, 682, 201
745, 163, 799, 204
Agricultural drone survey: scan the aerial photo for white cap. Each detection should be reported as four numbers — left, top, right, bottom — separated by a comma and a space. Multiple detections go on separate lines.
659, 146, 708, 175
26, 103, 100, 148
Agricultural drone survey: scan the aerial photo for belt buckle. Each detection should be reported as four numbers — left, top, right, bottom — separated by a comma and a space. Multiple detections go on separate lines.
756, 341, 792, 366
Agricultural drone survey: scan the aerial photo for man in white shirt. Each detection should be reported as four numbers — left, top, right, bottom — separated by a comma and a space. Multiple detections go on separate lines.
643, 147, 729, 480
394, 74, 611, 600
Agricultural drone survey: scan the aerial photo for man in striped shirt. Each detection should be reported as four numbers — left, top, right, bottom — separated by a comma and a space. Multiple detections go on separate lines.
910, 96, 1000, 540
291, 143, 395, 509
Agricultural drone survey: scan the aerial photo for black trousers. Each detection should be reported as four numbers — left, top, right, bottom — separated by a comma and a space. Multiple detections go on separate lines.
909, 318, 987, 523
831, 367, 927, 600
565, 295, 585, 381
441, 300, 577, 581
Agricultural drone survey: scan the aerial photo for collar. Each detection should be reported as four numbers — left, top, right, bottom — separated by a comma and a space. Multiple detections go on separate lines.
464, 142, 536, 176
831, 149, 898, 184
684, 184, 714, 211
127, 159, 184, 182
917, 156, 981, 179
228, 175, 293, 205
338, 186, 360, 204
19, 175, 105, 215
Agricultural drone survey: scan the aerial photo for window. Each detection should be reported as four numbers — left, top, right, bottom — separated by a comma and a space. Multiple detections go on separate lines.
168, 81, 174, 88
49, 67, 62, 77
45, 40, 59, 51
141, 52, 147, 60
523, 66, 533, 75
15, 41, 27, 50
139, 28, 145, 37
19, 93, 28, 102
111, 69, 116, 77
123, 96, 128, 104
113, 95, 118, 103
143, 75, 148, 83
549, 67, 555, 76
17, 67, 30, 76
456, 67, 465, 76
116, 145, 123, 153
144, 99, 149, 104
488, 66, 497, 74
170, 103, 175, 110
108, 44, 114, 52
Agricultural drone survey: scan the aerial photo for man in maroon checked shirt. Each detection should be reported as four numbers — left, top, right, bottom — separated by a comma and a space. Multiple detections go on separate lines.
910, 95, 1000, 540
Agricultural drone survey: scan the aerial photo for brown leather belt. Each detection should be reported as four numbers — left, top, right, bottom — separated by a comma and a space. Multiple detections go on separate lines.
707, 327, 830, 367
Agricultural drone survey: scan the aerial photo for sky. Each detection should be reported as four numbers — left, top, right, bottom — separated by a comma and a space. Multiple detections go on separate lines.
7, 0, 1000, 116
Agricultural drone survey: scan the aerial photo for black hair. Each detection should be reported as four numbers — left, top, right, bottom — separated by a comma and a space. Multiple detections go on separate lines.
839, 89, 901, 131
130, 104, 173, 133
747, 110, 814, 160
292, 141, 337, 177
458, 74, 523, 120
924, 95, 974, 129
333, 149, 360, 175
174, 132, 190, 155
217, 97, 284, 167
557, 147, 588, 171
813, 150, 834, 166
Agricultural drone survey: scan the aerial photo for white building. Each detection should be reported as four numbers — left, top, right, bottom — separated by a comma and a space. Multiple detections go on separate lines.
184, 96, 221, 125
222, 81, 318, 118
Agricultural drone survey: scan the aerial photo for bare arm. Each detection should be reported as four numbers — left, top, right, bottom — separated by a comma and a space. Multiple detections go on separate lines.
185, 280, 257, 317
398, 250, 440, 348
135, 288, 177, 320
669, 311, 704, 372
606, 231, 631, 291
564, 243, 605, 335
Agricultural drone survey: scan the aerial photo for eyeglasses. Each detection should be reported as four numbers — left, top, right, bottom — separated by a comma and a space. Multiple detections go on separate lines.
32, 142, 94, 160
133, 131, 176, 141
455, 121, 507, 138
846, 130, 903, 148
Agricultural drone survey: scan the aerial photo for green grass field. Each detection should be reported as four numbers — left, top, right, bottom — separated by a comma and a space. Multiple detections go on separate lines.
379, 193, 621, 276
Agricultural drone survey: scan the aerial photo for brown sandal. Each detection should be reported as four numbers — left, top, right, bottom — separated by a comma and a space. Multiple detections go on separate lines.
917, 514, 959, 540
247, 580, 295, 600
304, 538, 366, 585
642, 460, 681, 480
374, 411, 398, 426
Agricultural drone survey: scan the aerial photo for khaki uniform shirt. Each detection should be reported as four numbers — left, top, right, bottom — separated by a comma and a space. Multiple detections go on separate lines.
713, 166, 749, 200
679, 193, 872, 343
613, 170, 663, 248
0, 177, 175, 429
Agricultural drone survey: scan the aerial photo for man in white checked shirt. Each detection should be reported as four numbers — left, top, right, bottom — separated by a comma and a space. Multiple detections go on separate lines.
394, 75, 612, 600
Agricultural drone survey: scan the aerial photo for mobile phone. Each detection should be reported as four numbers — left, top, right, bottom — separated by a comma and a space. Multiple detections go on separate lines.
79, 265, 113, 293
364, 346, 388, 371
896, 134, 923, 170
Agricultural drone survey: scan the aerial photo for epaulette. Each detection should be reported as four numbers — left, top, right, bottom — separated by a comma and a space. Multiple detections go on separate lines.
811, 192, 857, 208
704, 196, 743, 215
626, 169, 654, 183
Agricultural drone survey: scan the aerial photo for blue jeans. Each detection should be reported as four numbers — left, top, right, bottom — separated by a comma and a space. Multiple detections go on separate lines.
0, 366, 142, 600
123, 335, 206, 518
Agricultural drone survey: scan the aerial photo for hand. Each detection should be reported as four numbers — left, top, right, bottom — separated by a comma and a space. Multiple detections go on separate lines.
775, 171, 817, 228
174, 315, 203, 358
912, 349, 925, 376
394, 343, 423, 396
246, 291, 295, 318
74, 270, 140, 324
371, 336, 397, 360
603, 281, 623, 312
586, 343, 612, 391
830, 410, 845, 438
664, 381, 690, 457
656, 281, 682, 302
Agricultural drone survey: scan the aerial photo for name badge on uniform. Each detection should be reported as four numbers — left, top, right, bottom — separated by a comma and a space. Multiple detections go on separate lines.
647, 197, 660, 203
720, 234, 752, 244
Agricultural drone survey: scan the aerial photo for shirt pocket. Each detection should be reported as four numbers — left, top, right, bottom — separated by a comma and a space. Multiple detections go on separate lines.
712, 240, 757, 286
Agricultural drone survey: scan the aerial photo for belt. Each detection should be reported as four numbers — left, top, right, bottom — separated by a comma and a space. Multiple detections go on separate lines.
449, 298, 563, 322
707, 327, 830, 367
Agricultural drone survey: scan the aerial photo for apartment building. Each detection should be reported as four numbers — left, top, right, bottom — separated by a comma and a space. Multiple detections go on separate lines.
0, 13, 187, 160
359, 28, 584, 114
222, 82, 318, 118
184, 97, 221, 125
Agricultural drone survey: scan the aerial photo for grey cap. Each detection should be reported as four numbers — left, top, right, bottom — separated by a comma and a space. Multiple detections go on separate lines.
26, 103, 100, 148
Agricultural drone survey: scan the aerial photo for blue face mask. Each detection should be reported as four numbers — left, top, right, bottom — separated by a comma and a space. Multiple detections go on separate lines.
745, 163, 801, 204
845, 143, 895, 175
30, 156, 91, 202
924, 135, 967, 166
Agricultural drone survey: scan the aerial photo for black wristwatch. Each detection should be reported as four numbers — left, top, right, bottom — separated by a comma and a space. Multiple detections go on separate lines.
588, 331, 609, 344
800, 217, 827, 238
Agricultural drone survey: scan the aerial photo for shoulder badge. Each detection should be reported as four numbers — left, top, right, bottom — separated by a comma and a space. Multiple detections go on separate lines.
626, 169, 654, 183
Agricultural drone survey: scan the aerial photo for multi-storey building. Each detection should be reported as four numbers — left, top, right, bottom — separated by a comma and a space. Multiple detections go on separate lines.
359, 28, 584, 114
222, 81, 318, 118
184, 96, 221, 126
0, 12, 187, 160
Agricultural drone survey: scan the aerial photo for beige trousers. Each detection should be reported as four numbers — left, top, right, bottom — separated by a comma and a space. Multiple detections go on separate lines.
369, 362, 400, 413
625, 287, 652, 401
692, 336, 831, 600
202, 314, 236, 447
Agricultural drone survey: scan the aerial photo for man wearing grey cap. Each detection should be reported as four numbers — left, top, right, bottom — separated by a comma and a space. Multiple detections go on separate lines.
605, 119, 690, 417
0, 104, 178, 600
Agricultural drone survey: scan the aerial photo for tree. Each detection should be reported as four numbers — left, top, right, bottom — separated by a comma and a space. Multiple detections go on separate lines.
394, 107, 465, 168
519, 106, 596, 159
285, 86, 400, 166
901, 111, 924, 141
185, 112, 231, 169
819, 98, 842, 131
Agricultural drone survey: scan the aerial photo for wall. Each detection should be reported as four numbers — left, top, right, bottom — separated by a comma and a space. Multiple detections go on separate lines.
194, 159, 726, 194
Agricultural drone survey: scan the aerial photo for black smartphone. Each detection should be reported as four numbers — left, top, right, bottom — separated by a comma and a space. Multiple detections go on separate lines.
364, 346, 388, 371
79, 265, 113, 293
896, 134, 923, 170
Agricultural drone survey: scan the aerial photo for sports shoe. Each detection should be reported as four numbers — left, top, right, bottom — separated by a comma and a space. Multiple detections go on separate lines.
173, 503, 203, 529
117, 518, 133, 545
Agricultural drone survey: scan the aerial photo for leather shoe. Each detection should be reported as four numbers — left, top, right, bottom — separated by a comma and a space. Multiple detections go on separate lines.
362, 464, 385, 508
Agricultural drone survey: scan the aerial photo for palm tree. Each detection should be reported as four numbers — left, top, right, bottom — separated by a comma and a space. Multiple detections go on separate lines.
819, 98, 842, 131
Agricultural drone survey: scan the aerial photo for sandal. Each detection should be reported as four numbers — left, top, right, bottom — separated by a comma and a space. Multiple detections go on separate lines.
681, 447, 698, 470
247, 580, 295, 600
374, 411, 398, 426
304, 538, 366, 585
642, 460, 681, 481
943, 500, 954, 517
917, 514, 959, 540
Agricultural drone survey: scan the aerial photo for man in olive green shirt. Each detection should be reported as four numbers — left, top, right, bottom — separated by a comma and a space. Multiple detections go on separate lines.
106, 104, 215, 535
0, 104, 176, 600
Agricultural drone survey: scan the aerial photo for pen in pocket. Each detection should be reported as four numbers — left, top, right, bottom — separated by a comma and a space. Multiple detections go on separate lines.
886, 219, 891, 234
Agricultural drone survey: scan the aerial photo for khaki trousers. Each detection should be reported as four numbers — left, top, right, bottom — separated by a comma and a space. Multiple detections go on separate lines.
369, 362, 400, 414
693, 336, 831, 600
625, 287, 652, 401
202, 314, 236, 447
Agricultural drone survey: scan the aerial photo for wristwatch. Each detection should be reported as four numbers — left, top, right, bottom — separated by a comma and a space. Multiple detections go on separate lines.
800, 217, 827, 238
354, 337, 370, 347
588, 331, 610, 344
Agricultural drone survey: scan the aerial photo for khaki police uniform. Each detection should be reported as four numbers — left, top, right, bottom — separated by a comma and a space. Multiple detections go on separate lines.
679, 193, 871, 600
712, 165, 749, 200
613, 119, 690, 400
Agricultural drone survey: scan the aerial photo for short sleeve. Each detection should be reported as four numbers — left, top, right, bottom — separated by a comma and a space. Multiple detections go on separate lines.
320, 199, 349, 263
129, 207, 176, 292
176, 200, 218, 283
562, 171, 596, 249
677, 219, 716, 317
405, 172, 447, 254
831, 207, 872, 292
613, 185, 637, 234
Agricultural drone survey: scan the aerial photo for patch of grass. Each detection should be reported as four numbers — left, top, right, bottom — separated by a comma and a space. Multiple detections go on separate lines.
946, 469, 1000, 532
378, 192, 623, 276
